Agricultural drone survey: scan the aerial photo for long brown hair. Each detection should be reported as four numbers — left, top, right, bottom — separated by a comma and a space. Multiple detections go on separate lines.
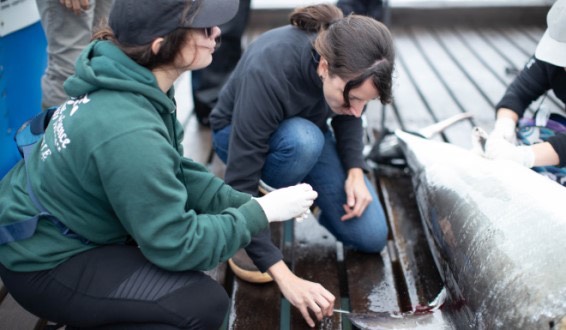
290, 4, 395, 106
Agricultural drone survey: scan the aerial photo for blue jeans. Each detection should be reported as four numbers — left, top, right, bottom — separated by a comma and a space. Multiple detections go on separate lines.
213, 117, 388, 253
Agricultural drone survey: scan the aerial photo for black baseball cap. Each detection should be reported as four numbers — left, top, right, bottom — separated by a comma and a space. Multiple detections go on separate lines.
109, 0, 239, 46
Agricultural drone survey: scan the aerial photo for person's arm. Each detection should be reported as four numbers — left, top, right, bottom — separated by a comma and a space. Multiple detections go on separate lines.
341, 168, 372, 221
330, 115, 373, 220
223, 70, 284, 194
219, 70, 289, 271
490, 57, 551, 144
94, 130, 268, 272
485, 138, 560, 168
485, 58, 559, 167
268, 260, 335, 328
495, 57, 552, 120
532, 142, 560, 166
331, 114, 366, 171
547, 133, 566, 167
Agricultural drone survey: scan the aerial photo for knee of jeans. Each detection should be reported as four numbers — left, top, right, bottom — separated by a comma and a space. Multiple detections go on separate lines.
349, 225, 388, 253
278, 122, 324, 160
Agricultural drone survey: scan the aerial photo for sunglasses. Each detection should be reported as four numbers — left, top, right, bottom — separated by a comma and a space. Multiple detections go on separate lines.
202, 27, 213, 38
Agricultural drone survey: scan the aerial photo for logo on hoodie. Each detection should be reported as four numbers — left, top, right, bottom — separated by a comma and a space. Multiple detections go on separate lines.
42, 95, 91, 161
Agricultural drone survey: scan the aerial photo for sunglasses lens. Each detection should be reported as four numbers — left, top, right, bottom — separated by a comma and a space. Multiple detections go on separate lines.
205, 27, 212, 37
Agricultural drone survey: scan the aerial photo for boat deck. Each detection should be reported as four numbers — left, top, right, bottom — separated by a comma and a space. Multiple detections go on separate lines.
0, 3, 556, 329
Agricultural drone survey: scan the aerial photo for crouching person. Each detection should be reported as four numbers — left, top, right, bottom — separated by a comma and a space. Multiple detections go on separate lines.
0, 0, 333, 328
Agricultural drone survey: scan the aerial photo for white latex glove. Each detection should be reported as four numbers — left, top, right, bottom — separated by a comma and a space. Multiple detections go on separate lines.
485, 137, 535, 168
255, 183, 318, 222
490, 117, 517, 145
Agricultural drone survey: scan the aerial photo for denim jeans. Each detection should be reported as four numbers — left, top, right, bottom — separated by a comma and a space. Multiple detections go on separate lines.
213, 117, 388, 253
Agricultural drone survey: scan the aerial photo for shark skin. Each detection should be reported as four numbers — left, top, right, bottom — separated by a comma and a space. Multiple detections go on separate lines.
396, 130, 566, 329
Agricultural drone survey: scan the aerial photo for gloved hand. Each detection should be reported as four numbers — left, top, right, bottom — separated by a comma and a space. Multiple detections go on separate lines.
485, 137, 535, 168
490, 117, 517, 145
255, 183, 318, 222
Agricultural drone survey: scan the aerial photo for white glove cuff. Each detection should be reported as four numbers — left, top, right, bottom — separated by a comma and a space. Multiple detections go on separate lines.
518, 145, 535, 168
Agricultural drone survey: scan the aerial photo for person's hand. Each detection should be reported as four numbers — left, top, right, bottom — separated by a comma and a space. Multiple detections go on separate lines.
485, 137, 535, 168
490, 116, 517, 145
342, 168, 372, 221
255, 183, 317, 222
59, 0, 89, 15
269, 261, 335, 327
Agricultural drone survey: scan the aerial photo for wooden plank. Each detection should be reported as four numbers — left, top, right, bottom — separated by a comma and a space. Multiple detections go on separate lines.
227, 223, 283, 329
392, 28, 443, 134
476, 27, 532, 71
174, 72, 193, 125
345, 249, 399, 314
181, 115, 213, 165
407, 26, 490, 146
378, 171, 444, 308
421, 27, 501, 137
429, 27, 504, 106
228, 280, 281, 329
290, 217, 342, 329
452, 26, 516, 87
495, 26, 538, 58
343, 173, 399, 316
172, 71, 215, 165
383, 28, 438, 133
392, 27, 471, 145
517, 25, 545, 43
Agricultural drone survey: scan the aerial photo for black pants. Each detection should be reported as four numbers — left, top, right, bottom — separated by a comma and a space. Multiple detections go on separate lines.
191, 0, 251, 126
0, 246, 229, 329
337, 0, 386, 21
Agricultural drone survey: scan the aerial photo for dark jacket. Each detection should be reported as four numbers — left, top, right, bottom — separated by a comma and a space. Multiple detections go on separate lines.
210, 25, 366, 271
496, 56, 566, 166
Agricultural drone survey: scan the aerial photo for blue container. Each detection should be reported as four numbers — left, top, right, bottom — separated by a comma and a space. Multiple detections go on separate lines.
0, 21, 47, 178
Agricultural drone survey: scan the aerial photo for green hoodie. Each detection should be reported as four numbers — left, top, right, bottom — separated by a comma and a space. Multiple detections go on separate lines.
0, 40, 268, 272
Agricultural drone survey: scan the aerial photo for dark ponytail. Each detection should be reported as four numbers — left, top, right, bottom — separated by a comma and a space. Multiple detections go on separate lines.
289, 4, 343, 32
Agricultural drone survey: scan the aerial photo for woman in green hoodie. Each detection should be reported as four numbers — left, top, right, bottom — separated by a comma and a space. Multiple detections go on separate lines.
0, 0, 333, 328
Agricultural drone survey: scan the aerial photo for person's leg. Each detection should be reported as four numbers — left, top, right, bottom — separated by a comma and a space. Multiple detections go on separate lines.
213, 117, 325, 188
92, 0, 113, 29
36, 0, 97, 108
212, 124, 232, 164
0, 245, 229, 329
212, 118, 325, 283
261, 118, 325, 188
191, 0, 251, 126
304, 131, 388, 253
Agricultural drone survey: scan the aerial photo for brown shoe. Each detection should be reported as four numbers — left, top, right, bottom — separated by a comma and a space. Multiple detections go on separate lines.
228, 249, 273, 283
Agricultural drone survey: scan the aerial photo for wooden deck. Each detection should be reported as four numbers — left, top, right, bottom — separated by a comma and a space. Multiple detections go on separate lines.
0, 3, 556, 329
